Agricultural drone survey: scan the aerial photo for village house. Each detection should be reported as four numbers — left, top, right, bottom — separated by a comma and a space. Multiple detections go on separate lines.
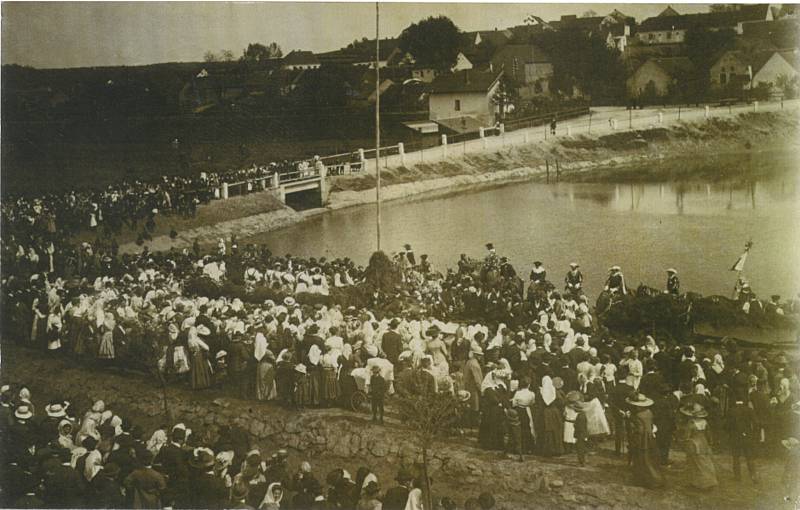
626, 56, 695, 98
282, 50, 321, 70
427, 69, 503, 129
489, 44, 553, 97
637, 4, 774, 45
751, 48, 800, 90
710, 48, 799, 93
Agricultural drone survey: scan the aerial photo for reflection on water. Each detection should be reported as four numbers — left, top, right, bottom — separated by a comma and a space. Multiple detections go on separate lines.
246, 158, 800, 299
588, 179, 798, 215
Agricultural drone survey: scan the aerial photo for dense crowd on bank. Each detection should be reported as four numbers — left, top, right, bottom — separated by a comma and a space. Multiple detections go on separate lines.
3, 228, 800, 503
1, 157, 320, 240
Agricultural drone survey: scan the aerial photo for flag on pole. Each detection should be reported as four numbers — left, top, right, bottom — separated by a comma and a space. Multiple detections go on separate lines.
730, 241, 753, 272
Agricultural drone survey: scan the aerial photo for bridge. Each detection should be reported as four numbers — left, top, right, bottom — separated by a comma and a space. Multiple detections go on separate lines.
220, 166, 331, 208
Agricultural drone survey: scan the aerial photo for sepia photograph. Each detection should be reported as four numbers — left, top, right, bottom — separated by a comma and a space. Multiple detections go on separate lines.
0, 1, 799, 508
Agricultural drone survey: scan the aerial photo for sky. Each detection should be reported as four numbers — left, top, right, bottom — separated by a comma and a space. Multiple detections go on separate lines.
1, 2, 713, 69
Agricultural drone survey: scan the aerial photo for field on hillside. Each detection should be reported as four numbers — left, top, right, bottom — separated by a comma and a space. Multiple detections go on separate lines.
1, 112, 431, 195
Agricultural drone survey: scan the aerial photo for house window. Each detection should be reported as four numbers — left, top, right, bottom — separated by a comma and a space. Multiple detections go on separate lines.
720, 73, 727, 85
454, 99, 461, 111
648, 33, 654, 40
667, 32, 672, 40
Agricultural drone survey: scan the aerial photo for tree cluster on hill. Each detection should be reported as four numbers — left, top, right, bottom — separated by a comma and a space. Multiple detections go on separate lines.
398, 16, 462, 71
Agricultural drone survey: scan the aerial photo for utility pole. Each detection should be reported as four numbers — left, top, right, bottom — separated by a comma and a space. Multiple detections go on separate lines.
375, 1, 381, 251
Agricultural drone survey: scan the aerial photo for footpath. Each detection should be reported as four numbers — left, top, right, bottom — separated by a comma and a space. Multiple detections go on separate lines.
118, 106, 800, 255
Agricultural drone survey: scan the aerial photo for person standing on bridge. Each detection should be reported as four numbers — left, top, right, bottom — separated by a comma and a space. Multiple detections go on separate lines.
666, 269, 680, 296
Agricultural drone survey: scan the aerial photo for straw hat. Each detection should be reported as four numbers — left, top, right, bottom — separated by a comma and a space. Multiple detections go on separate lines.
295, 364, 307, 375
45, 403, 67, 418
190, 448, 215, 469
680, 402, 708, 418
457, 390, 471, 402
626, 393, 654, 407
14, 404, 33, 420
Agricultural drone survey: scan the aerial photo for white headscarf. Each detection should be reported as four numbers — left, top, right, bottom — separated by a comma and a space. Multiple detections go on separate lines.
254, 332, 269, 362
261, 482, 284, 507
540, 376, 556, 406
711, 353, 725, 375
307, 344, 322, 366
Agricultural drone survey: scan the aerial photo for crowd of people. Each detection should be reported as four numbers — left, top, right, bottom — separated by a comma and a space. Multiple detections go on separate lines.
1, 157, 323, 242
0, 384, 506, 509
2, 228, 800, 502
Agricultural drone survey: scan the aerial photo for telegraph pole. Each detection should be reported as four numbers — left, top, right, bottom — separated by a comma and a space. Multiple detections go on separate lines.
375, 1, 382, 251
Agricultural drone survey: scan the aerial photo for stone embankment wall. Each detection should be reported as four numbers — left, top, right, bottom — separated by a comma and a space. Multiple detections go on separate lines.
3, 346, 767, 509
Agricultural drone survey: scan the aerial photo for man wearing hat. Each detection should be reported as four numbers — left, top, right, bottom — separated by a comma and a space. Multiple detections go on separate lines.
728, 390, 759, 484
92, 462, 125, 508
403, 244, 416, 267
187, 448, 227, 509
381, 319, 404, 365
566, 391, 589, 466
625, 393, 664, 488
369, 365, 387, 424
463, 343, 484, 426
383, 468, 412, 510
122, 450, 167, 508
666, 269, 680, 296
154, 425, 190, 505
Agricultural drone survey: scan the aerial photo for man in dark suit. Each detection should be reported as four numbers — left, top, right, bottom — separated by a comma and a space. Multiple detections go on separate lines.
381, 320, 404, 366
609, 378, 635, 457
42, 449, 85, 508
154, 426, 189, 507
383, 469, 413, 510
187, 450, 227, 510
728, 391, 759, 483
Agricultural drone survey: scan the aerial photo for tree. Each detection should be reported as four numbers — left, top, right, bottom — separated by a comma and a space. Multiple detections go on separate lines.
491, 74, 517, 120
398, 16, 462, 71
775, 74, 798, 99
581, 10, 598, 18
709, 4, 739, 12
220, 49, 235, 62
363, 251, 402, 296
203, 51, 219, 63
395, 392, 460, 510
684, 28, 736, 101
241, 42, 283, 62
532, 29, 628, 101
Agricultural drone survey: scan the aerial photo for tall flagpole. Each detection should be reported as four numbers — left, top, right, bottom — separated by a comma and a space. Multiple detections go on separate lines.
375, 1, 382, 251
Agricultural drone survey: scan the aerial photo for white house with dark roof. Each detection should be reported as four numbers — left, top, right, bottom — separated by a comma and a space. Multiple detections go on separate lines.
428, 69, 503, 127
281, 50, 321, 70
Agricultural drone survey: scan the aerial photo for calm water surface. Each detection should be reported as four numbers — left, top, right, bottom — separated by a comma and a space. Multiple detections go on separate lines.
246, 158, 800, 300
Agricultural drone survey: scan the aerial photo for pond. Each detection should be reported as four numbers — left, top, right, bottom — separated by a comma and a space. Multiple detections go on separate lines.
245, 152, 800, 300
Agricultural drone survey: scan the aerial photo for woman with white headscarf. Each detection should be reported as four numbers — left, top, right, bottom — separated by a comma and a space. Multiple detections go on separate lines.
537, 375, 565, 456
260, 482, 283, 509
254, 332, 277, 401
188, 326, 213, 390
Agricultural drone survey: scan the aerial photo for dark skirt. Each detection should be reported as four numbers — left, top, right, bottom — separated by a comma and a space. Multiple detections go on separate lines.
190, 350, 213, 389
321, 367, 339, 402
